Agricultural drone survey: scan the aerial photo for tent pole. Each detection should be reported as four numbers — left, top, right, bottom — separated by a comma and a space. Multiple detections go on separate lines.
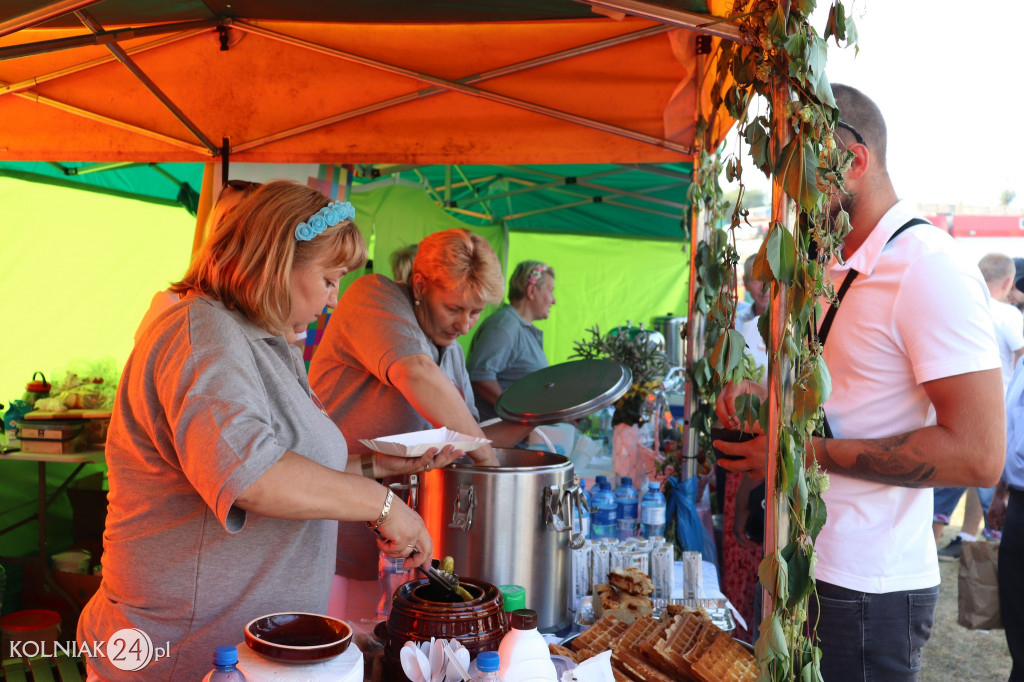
453, 166, 494, 222
230, 25, 670, 155
0, 29, 207, 96
75, 10, 219, 154
232, 22, 692, 156
0, 0, 104, 40
9, 88, 207, 153
0, 19, 220, 61
574, 0, 745, 43
761, 81, 796, 623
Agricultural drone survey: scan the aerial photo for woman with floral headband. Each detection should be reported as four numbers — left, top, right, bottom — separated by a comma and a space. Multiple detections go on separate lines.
310, 228, 539, 620
78, 181, 455, 680
468, 260, 556, 421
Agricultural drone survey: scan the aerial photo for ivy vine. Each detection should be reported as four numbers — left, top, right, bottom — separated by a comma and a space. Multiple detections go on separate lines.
688, 1, 857, 681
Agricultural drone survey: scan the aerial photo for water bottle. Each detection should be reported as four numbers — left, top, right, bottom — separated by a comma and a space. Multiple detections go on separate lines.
640, 481, 667, 538
202, 646, 248, 681
589, 475, 607, 497
591, 481, 617, 538
377, 550, 410, 618
472, 651, 503, 681
615, 477, 639, 540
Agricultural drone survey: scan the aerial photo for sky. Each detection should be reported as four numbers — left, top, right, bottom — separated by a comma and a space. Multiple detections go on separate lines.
732, 0, 1024, 210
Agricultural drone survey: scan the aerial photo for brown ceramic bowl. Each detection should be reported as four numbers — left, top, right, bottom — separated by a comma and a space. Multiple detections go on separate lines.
244, 612, 352, 663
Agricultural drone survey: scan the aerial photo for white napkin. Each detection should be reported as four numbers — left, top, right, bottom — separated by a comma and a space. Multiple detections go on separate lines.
560, 650, 613, 682
359, 427, 491, 457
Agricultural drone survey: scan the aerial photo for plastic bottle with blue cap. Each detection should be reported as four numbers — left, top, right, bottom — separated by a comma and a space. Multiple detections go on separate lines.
471, 651, 503, 681
202, 645, 248, 681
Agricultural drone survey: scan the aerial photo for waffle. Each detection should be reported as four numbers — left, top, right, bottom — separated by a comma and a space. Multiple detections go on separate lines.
572, 613, 631, 654
608, 566, 655, 596
638, 614, 680, 661
682, 622, 722, 672
650, 610, 712, 674
691, 632, 757, 682
611, 647, 677, 682
613, 616, 662, 654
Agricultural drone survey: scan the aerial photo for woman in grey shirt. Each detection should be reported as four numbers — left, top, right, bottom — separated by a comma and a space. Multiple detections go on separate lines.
78, 181, 454, 681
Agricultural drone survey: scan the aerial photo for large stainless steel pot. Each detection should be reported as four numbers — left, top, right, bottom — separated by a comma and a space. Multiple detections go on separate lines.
417, 448, 582, 632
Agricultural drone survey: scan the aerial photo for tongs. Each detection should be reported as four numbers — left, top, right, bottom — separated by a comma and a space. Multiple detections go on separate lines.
418, 557, 462, 596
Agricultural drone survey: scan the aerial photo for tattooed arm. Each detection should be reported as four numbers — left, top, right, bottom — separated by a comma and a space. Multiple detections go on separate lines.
716, 368, 1005, 488
810, 368, 1004, 488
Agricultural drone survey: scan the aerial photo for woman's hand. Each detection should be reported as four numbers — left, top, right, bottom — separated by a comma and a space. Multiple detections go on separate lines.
374, 495, 433, 570
373, 445, 465, 477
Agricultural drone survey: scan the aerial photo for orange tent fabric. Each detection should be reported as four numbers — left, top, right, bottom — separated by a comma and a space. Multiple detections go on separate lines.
0, 5, 735, 165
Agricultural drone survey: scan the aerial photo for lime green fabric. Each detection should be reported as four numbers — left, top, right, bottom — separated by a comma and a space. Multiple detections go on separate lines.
504, 232, 690, 364
0, 177, 192, 559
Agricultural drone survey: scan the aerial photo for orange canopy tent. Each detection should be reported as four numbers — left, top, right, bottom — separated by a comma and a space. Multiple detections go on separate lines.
0, 0, 737, 168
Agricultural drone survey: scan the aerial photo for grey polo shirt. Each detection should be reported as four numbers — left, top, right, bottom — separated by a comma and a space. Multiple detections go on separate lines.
468, 304, 548, 420
78, 295, 346, 681
308, 274, 478, 579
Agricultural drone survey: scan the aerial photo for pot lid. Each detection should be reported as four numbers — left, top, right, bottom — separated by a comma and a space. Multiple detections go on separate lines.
494, 359, 632, 425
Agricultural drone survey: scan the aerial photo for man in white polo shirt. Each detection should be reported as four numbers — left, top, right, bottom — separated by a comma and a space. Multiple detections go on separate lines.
714, 84, 1004, 681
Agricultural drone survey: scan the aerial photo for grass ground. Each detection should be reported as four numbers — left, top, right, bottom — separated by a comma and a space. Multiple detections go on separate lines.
921, 500, 1011, 681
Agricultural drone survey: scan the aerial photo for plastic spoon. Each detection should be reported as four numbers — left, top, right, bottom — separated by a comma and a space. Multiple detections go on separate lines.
430, 637, 446, 681
400, 641, 430, 682
443, 640, 471, 682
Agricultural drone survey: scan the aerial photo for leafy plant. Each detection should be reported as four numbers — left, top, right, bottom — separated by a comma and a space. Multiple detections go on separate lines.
571, 325, 669, 426
688, 1, 858, 681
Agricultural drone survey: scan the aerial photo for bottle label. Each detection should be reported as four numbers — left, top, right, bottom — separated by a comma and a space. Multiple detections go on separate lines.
642, 506, 666, 525
593, 508, 616, 526
617, 502, 638, 520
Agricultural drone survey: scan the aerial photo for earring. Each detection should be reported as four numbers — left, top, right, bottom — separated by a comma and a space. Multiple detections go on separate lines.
414, 299, 421, 306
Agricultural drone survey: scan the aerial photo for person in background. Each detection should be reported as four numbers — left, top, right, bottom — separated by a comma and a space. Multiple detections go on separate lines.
468, 260, 555, 421
390, 243, 418, 284
933, 252, 1024, 559
78, 181, 450, 680
714, 84, 1003, 681
310, 228, 532, 620
991, 351, 1024, 681
1010, 257, 1024, 313
133, 179, 261, 343
717, 253, 769, 644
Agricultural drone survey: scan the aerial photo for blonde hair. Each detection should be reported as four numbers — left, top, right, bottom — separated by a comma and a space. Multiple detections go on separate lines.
412, 228, 504, 304
979, 253, 1015, 284
172, 180, 367, 333
390, 243, 418, 283
509, 260, 555, 302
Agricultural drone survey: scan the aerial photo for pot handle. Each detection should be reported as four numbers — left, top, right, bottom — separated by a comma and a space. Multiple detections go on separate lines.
388, 474, 419, 511
544, 485, 568, 532
449, 483, 475, 531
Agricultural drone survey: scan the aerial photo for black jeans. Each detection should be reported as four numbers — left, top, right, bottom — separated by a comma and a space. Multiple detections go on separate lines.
1000, 488, 1024, 681
809, 580, 939, 681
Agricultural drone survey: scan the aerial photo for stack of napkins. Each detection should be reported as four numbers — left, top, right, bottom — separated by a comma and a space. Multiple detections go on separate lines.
359, 427, 491, 458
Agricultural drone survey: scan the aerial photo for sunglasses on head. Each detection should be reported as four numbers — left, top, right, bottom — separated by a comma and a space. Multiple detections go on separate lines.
836, 118, 866, 146
222, 179, 261, 194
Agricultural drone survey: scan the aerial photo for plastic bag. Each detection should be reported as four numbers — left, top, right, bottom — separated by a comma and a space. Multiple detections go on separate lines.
665, 475, 717, 564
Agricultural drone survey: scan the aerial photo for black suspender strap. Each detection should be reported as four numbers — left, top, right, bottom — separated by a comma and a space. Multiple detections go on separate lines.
817, 217, 930, 438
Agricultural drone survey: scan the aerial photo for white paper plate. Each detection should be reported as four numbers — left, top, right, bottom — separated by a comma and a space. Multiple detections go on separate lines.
359, 427, 491, 458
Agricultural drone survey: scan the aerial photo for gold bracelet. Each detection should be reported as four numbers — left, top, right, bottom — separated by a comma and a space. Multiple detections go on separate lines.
361, 453, 376, 479
368, 488, 394, 531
